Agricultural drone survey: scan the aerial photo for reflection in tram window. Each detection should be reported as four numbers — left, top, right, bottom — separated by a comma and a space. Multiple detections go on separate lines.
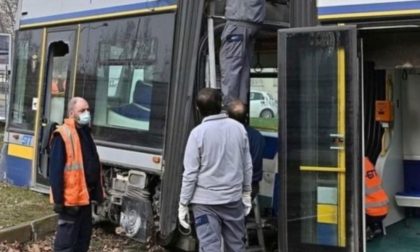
250, 68, 278, 132
51, 67, 67, 95
48, 47, 71, 124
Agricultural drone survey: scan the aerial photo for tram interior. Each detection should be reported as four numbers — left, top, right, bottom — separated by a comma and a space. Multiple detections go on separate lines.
362, 28, 420, 251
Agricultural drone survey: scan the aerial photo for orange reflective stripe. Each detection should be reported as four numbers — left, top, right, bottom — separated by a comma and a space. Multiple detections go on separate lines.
64, 163, 83, 171
365, 184, 383, 195
366, 199, 389, 208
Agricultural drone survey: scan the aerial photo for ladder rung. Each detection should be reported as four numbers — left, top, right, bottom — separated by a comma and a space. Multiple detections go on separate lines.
247, 223, 262, 229
246, 246, 265, 252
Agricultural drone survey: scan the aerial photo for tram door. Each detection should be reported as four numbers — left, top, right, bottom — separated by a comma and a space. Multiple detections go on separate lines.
35, 27, 78, 187
277, 26, 362, 251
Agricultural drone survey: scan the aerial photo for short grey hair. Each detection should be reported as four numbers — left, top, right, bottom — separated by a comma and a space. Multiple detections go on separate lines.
67, 97, 83, 116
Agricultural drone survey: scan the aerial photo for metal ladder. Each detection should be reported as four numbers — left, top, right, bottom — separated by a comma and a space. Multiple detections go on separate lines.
246, 197, 266, 252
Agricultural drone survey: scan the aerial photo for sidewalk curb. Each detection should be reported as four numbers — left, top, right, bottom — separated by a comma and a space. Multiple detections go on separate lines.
0, 214, 58, 243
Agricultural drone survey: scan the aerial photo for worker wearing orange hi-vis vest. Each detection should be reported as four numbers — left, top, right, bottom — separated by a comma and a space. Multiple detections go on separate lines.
50, 97, 104, 252
364, 157, 389, 241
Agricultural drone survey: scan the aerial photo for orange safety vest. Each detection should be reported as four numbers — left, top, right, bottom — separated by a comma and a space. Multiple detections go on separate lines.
50, 118, 90, 206
364, 157, 389, 217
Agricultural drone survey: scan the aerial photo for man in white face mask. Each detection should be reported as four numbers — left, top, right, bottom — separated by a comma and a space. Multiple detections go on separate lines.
49, 97, 104, 252
72, 99, 91, 126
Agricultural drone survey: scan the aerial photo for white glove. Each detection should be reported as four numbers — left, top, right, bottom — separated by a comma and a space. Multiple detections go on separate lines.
178, 203, 190, 230
242, 191, 252, 216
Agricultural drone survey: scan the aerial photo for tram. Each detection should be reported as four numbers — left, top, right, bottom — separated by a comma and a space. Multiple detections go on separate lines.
4, 0, 420, 251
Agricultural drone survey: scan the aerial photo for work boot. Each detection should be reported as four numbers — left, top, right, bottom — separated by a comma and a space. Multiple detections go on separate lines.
372, 222, 383, 236
366, 226, 375, 241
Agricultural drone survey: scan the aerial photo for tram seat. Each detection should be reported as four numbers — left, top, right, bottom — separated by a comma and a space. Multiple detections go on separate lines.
395, 192, 420, 208
108, 81, 152, 130
395, 160, 420, 210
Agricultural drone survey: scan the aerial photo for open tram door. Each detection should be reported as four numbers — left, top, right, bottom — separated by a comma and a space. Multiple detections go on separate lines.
277, 25, 363, 251
33, 27, 78, 190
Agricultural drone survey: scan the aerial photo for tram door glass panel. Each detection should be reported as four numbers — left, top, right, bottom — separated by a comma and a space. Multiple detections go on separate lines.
37, 29, 76, 184
278, 26, 360, 252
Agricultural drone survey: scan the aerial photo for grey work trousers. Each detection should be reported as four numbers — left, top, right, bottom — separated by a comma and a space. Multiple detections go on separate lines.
220, 22, 259, 106
192, 200, 246, 252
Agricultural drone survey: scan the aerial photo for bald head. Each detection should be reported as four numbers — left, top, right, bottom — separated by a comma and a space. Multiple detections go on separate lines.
227, 99, 247, 124
67, 97, 89, 119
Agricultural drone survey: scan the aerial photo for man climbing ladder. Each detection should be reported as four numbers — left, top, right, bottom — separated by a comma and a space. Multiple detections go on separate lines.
220, 0, 266, 106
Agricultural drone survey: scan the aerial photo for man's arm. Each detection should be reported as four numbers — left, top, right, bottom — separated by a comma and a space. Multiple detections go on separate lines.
92, 161, 105, 204
97, 163, 105, 202
49, 134, 66, 205
179, 132, 201, 205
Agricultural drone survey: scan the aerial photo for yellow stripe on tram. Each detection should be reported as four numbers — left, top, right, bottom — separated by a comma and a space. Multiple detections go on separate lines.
337, 47, 346, 247
8, 144, 34, 160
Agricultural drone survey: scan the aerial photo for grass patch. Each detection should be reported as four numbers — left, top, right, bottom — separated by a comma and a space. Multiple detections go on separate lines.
250, 117, 278, 132
0, 182, 52, 229
0, 123, 52, 229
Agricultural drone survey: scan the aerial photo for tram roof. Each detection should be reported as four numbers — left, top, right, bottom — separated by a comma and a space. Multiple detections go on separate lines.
18, 0, 176, 29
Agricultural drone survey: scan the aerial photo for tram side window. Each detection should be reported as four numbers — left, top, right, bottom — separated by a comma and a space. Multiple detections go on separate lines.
250, 68, 278, 132
9, 29, 42, 130
75, 13, 175, 149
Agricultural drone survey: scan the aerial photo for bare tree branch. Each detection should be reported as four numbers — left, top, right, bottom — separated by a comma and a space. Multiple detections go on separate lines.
0, 0, 18, 35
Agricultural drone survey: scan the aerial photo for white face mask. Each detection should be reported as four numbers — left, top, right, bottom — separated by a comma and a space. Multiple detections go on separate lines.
77, 111, 91, 125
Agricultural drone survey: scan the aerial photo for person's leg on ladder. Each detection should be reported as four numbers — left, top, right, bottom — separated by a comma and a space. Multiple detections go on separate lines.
220, 22, 247, 106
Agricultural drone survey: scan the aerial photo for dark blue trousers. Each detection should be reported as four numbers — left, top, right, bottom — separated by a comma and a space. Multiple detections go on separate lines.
54, 205, 92, 252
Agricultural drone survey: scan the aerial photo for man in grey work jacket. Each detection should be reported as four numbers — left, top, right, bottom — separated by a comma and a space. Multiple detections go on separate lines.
178, 88, 253, 252
220, 0, 265, 106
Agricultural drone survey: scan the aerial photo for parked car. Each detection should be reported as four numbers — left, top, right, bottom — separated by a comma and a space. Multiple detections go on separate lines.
250, 90, 278, 118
